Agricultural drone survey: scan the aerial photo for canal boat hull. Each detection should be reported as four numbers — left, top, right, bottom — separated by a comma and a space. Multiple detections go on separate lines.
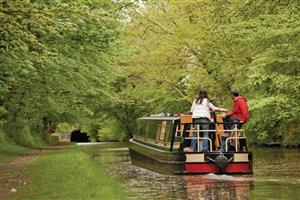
129, 139, 253, 175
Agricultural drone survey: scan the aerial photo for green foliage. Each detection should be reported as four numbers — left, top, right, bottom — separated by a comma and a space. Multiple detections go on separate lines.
4, 117, 46, 147
119, 0, 300, 146
0, 0, 126, 147
0, 0, 299, 147
0, 130, 28, 160
232, 0, 300, 145
98, 119, 127, 141
282, 126, 300, 147
54, 123, 78, 135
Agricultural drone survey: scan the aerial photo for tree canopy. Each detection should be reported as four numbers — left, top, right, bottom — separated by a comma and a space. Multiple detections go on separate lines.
119, 0, 300, 146
0, 0, 299, 148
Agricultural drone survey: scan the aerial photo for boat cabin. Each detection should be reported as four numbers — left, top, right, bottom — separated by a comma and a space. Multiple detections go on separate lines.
134, 114, 247, 152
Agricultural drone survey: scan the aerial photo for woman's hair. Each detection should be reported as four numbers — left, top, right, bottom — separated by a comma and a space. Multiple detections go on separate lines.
196, 89, 209, 104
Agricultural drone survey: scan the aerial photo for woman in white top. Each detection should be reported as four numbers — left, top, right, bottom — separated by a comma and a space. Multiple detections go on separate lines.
190, 89, 227, 152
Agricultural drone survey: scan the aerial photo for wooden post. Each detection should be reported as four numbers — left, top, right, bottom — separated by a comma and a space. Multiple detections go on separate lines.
215, 114, 224, 149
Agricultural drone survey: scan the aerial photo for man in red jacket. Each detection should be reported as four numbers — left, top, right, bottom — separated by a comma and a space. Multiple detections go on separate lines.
222, 88, 249, 151
225, 88, 249, 126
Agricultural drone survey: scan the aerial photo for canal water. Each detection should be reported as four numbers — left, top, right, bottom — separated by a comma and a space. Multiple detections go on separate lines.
82, 143, 300, 200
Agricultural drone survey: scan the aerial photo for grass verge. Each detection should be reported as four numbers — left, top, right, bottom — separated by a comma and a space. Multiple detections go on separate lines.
11, 146, 127, 200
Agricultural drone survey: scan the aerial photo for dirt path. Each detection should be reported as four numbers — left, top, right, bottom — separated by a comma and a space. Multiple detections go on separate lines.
0, 145, 69, 200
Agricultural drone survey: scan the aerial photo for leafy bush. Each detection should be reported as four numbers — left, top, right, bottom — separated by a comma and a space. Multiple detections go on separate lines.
98, 119, 127, 142
0, 130, 28, 160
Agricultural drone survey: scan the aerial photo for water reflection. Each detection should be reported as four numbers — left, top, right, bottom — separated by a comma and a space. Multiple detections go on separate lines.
83, 144, 300, 200
184, 175, 252, 200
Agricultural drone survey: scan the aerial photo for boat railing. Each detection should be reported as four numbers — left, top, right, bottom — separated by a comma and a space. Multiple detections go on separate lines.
175, 122, 245, 137
224, 125, 245, 151
176, 122, 245, 152
184, 137, 213, 152
225, 136, 246, 152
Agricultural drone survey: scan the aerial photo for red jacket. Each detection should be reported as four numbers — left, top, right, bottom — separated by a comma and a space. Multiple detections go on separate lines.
226, 96, 249, 122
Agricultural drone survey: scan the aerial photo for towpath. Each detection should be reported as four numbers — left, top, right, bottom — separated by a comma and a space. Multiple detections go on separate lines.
0, 145, 68, 200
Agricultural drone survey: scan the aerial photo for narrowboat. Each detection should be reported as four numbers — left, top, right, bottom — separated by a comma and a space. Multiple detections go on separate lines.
128, 114, 253, 174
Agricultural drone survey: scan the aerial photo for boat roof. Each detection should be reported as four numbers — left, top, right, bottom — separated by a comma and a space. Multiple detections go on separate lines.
138, 116, 180, 121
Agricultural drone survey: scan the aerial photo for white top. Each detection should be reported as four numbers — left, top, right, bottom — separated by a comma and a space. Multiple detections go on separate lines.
190, 98, 221, 121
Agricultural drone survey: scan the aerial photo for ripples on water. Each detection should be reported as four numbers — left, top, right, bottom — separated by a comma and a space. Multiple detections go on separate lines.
84, 143, 300, 200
